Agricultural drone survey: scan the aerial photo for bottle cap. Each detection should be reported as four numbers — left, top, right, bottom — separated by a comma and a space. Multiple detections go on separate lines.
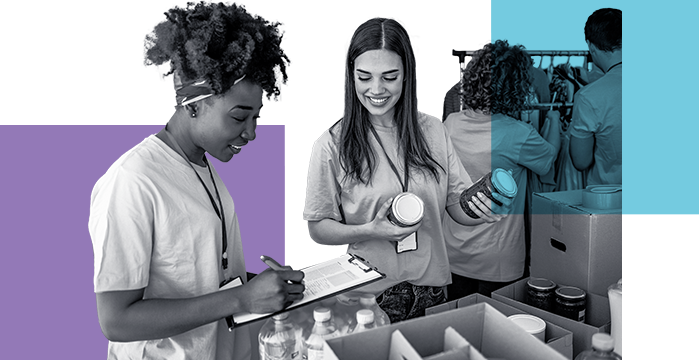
507, 314, 546, 340
527, 277, 556, 291
272, 312, 290, 321
313, 307, 332, 322
491, 169, 518, 198
359, 293, 377, 306
555, 286, 586, 300
356, 309, 374, 324
392, 192, 424, 225
337, 292, 360, 305
591, 333, 615, 351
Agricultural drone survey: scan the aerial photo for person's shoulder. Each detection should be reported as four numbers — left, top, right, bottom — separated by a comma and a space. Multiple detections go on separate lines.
311, 119, 343, 152
493, 114, 535, 133
101, 136, 164, 181
579, 68, 621, 97
418, 111, 441, 126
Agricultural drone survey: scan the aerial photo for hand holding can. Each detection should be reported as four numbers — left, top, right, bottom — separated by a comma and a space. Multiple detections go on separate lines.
460, 168, 517, 219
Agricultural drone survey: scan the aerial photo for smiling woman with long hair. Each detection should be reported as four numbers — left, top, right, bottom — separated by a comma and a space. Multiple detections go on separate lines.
303, 18, 512, 323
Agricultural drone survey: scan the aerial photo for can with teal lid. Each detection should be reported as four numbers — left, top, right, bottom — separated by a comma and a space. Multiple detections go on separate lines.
460, 168, 518, 219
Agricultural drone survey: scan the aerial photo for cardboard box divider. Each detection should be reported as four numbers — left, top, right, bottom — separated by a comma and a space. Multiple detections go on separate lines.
426, 293, 574, 359
388, 327, 484, 360
322, 302, 567, 360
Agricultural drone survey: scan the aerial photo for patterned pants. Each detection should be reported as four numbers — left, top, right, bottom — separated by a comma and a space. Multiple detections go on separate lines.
375, 281, 447, 323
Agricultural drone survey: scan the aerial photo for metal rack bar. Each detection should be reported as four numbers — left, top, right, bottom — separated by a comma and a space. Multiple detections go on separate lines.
528, 102, 574, 109
451, 50, 590, 111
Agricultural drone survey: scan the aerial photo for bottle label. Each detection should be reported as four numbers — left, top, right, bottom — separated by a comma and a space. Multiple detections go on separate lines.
307, 348, 324, 360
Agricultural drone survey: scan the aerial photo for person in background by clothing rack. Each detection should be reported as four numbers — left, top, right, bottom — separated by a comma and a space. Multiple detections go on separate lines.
88, 3, 304, 359
442, 40, 561, 299
565, 8, 622, 185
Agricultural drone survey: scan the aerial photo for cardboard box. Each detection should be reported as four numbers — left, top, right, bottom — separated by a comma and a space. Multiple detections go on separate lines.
322, 302, 566, 360
426, 294, 574, 359
389, 327, 485, 360
530, 190, 622, 297
492, 277, 611, 358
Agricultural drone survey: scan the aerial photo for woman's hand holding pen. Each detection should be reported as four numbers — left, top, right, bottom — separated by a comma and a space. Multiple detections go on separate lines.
370, 197, 422, 242
241, 266, 304, 314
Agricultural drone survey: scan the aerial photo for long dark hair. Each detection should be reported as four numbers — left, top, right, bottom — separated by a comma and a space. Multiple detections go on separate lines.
333, 18, 443, 185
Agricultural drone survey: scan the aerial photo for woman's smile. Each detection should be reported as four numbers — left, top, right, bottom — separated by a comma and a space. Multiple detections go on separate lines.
367, 96, 390, 105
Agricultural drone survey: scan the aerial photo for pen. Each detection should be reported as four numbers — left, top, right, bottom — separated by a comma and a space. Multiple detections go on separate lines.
260, 255, 284, 270
261, 255, 303, 286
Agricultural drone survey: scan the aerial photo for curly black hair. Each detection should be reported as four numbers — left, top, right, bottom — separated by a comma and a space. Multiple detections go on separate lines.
144, 1, 289, 99
460, 43, 493, 114
491, 41, 533, 117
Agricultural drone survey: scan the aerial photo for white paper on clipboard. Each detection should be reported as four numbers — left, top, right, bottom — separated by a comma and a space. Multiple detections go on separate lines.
231, 253, 385, 326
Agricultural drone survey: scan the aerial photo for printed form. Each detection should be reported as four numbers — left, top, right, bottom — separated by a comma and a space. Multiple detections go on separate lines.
231, 253, 384, 326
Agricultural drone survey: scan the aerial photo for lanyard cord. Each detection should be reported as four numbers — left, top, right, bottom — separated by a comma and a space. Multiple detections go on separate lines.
368, 125, 409, 192
164, 129, 228, 270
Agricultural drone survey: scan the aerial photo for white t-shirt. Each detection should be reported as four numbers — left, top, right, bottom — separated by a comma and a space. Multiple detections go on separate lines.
303, 113, 469, 293
89, 135, 250, 360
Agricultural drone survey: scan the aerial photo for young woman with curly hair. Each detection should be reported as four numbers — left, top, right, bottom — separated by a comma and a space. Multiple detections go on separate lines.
442, 40, 561, 299
88, 3, 302, 359
303, 18, 512, 323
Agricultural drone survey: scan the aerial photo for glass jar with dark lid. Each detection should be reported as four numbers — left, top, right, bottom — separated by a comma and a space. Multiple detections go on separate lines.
525, 278, 556, 312
554, 286, 586, 322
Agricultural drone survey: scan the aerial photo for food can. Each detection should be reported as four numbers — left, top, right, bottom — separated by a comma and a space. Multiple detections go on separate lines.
554, 286, 586, 322
387, 192, 424, 227
525, 278, 557, 312
460, 168, 518, 219
507, 314, 546, 342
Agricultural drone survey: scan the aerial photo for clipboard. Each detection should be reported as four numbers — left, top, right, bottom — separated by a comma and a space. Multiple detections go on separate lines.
228, 253, 385, 328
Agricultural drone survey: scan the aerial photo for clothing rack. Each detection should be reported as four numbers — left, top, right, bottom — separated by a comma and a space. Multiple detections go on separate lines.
451, 49, 590, 111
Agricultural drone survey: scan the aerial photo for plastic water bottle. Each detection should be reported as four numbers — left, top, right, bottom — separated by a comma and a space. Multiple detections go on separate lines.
574, 333, 622, 360
333, 293, 362, 334
302, 307, 339, 360
348, 309, 376, 334
607, 279, 622, 357
359, 293, 391, 326
258, 312, 299, 360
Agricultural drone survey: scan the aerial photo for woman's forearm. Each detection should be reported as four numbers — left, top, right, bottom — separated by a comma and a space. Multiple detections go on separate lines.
308, 218, 374, 246
97, 270, 304, 342
97, 288, 243, 342
446, 202, 486, 226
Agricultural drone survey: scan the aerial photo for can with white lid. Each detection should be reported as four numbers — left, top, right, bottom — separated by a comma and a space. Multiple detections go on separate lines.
460, 168, 518, 218
387, 192, 424, 253
508, 314, 546, 342
387, 192, 424, 227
